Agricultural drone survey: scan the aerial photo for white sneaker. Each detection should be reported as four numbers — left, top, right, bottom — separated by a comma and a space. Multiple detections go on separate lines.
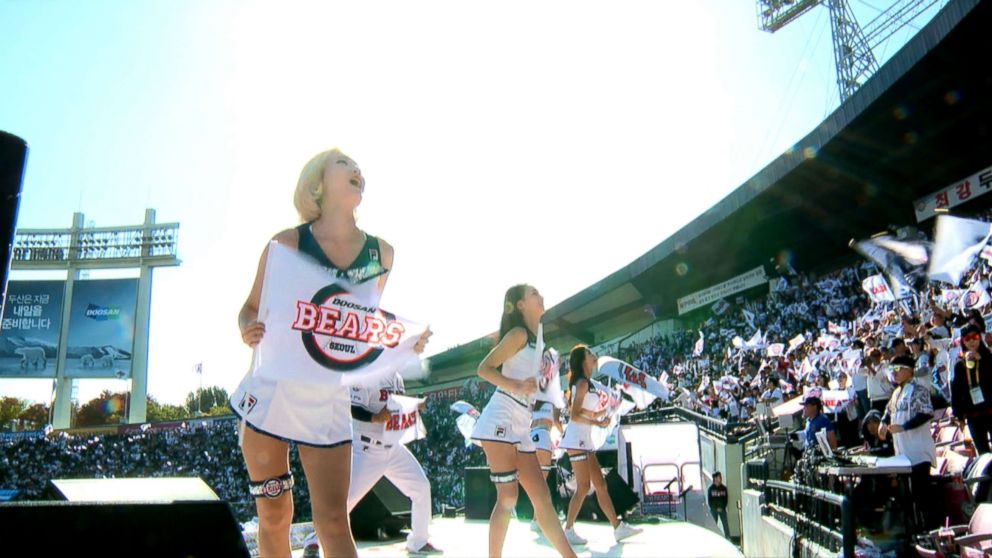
613, 521, 643, 542
564, 527, 588, 546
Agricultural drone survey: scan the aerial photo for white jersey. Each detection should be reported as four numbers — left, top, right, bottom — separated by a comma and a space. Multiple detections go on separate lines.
560, 379, 602, 452
351, 373, 405, 439
230, 233, 388, 447
503, 341, 539, 385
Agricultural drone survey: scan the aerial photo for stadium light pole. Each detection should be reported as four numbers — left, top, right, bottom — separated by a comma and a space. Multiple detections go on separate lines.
10, 209, 180, 428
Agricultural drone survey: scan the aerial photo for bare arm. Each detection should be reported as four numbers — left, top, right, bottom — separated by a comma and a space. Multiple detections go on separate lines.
239, 228, 298, 347
477, 328, 534, 395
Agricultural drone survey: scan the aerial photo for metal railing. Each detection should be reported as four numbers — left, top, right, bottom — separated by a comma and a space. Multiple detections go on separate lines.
624, 406, 757, 442
762, 479, 855, 557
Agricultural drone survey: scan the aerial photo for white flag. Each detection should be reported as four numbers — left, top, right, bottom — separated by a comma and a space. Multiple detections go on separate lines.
827, 321, 848, 336
786, 334, 806, 355
929, 215, 992, 285
589, 379, 635, 451
693, 331, 704, 357
597, 356, 668, 407
960, 280, 992, 311
742, 309, 756, 329
449, 400, 479, 417
252, 242, 428, 386
862, 274, 896, 303
766, 343, 785, 357
455, 413, 478, 448
383, 394, 426, 446
745, 329, 764, 350
711, 299, 731, 316
535, 343, 566, 409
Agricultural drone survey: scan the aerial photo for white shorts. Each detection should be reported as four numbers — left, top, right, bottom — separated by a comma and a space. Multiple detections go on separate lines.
471, 390, 535, 453
560, 422, 594, 452
530, 426, 554, 453
230, 370, 352, 447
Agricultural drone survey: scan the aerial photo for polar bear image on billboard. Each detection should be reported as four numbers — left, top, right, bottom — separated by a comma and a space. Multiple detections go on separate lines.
14, 347, 46, 369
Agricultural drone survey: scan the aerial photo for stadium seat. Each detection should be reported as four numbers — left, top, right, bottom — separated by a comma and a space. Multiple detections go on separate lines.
918, 503, 992, 558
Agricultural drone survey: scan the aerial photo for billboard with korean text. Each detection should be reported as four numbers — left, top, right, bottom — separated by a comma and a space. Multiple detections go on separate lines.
0, 281, 66, 378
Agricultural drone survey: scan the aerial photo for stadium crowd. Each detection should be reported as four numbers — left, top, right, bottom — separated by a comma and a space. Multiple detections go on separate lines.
4, 214, 992, 536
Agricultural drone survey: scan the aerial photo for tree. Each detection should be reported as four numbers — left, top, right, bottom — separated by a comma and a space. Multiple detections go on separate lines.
18, 402, 50, 431
75, 390, 127, 427
146, 395, 187, 423
0, 396, 27, 431
185, 386, 229, 416
204, 405, 234, 417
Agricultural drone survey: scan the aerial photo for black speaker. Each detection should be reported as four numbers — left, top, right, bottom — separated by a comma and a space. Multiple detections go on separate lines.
0, 500, 250, 557
575, 467, 640, 522
465, 466, 497, 520
350, 478, 412, 540
0, 131, 27, 301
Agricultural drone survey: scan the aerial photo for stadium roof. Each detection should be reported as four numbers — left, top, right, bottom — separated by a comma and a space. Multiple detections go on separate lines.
421, 0, 992, 386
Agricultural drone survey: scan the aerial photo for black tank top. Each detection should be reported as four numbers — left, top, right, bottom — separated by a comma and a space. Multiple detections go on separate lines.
296, 223, 387, 284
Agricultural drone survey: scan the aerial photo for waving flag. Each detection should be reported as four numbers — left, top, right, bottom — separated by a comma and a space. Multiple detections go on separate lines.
928, 215, 992, 285
589, 379, 636, 451
959, 280, 992, 311
742, 309, 756, 330
382, 394, 427, 446
766, 343, 785, 357
693, 331, 704, 357
787, 334, 806, 355
597, 356, 668, 407
253, 243, 428, 386
852, 236, 927, 299
745, 329, 764, 350
827, 322, 848, 336
450, 400, 480, 418
862, 274, 896, 303
455, 413, 478, 448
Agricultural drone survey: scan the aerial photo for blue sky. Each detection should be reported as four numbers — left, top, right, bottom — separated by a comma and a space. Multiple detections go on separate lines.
0, 0, 945, 405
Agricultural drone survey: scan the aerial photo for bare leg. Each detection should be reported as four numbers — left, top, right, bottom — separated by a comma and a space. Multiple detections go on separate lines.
564, 451, 590, 530
536, 448, 552, 480
240, 426, 293, 558
587, 452, 620, 528
482, 441, 520, 558
298, 442, 358, 558
518, 451, 577, 558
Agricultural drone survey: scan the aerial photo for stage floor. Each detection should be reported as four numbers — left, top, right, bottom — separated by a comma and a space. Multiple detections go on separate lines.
291, 517, 742, 558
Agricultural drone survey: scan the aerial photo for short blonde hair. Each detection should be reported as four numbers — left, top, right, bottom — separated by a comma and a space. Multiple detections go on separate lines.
293, 148, 346, 222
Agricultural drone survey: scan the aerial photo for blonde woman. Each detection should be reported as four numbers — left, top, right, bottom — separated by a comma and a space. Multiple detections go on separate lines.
230, 149, 428, 558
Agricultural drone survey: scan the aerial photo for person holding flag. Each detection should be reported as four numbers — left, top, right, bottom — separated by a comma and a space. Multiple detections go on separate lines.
470, 285, 576, 558
560, 345, 642, 546
302, 371, 441, 557
230, 148, 429, 558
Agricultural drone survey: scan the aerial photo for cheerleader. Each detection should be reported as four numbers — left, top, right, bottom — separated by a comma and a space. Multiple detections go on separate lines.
230, 148, 428, 558
560, 345, 642, 545
470, 285, 576, 558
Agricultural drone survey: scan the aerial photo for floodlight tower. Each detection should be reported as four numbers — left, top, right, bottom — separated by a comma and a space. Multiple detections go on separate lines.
756, 0, 943, 103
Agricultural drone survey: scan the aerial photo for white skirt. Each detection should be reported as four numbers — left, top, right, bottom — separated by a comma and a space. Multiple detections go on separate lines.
530, 426, 554, 453
559, 422, 594, 452
471, 390, 535, 453
230, 370, 352, 447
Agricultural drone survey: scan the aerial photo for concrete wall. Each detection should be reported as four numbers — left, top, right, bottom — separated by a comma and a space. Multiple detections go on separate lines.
700, 430, 745, 538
